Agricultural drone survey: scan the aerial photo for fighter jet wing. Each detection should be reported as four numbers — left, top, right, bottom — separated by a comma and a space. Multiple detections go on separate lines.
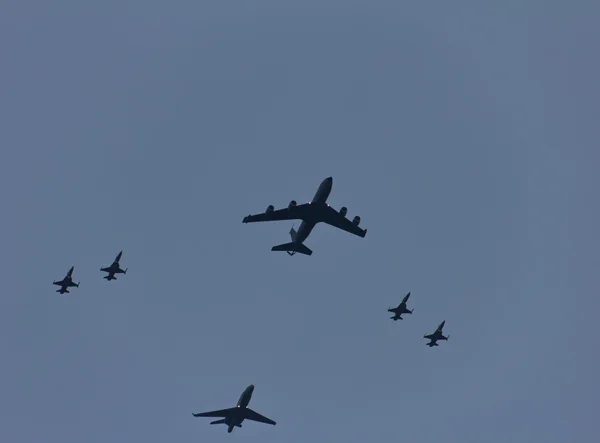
321, 206, 367, 237
192, 407, 236, 418
242, 203, 311, 223
244, 408, 276, 425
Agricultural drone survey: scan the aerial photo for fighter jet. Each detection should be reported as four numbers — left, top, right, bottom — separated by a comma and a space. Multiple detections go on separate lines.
52, 266, 80, 294
388, 292, 414, 321
192, 384, 276, 433
100, 251, 127, 281
242, 177, 367, 256
424, 320, 450, 347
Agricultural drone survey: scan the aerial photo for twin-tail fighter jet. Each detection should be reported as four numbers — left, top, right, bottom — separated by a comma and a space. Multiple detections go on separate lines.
388, 292, 414, 321
192, 384, 276, 433
100, 251, 127, 281
424, 321, 449, 347
242, 177, 367, 256
52, 266, 80, 294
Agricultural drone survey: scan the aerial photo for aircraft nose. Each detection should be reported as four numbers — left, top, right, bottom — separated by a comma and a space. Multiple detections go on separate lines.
326, 176, 333, 183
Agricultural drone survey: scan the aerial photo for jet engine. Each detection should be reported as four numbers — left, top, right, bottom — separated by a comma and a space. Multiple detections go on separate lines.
266, 205, 274, 213
288, 200, 297, 209
339, 206, 348, 217
352, 216, 361, 226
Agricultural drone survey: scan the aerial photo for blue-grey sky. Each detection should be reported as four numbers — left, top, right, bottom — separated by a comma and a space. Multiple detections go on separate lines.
1, 2, 599, 442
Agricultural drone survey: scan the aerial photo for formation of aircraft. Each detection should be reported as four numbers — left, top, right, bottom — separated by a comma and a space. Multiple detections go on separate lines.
192, 384, 276, 433
51, 176, 453, 435
52, 251, 127, 294
242, 177, 367, 256
386, 292, 450, 347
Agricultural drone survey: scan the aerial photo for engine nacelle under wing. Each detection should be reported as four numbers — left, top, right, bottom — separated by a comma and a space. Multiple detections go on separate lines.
288, 200, 297, 210
352, 216, 361, 226
339, 206, 348, 217
266, 205, 274, 213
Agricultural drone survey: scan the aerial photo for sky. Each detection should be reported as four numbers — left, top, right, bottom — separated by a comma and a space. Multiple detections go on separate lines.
1, 1, 599, 442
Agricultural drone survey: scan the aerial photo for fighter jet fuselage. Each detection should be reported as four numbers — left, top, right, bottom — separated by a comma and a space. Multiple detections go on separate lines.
424, 321, 449, 347
101, 251, 127, 281
388, 292, 414, 321
52, 266, 80, 294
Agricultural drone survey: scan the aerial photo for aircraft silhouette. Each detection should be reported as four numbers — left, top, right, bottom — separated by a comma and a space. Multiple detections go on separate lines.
242, 177, 367, 256
424, 321, 449, 347
52, 266, 80, 294
388, 292, 414, 321
100, 251, 127, 281
192, 384, 276, 433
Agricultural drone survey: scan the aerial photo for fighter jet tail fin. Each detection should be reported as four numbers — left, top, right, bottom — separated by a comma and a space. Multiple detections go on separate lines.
271, 242, 312, 256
